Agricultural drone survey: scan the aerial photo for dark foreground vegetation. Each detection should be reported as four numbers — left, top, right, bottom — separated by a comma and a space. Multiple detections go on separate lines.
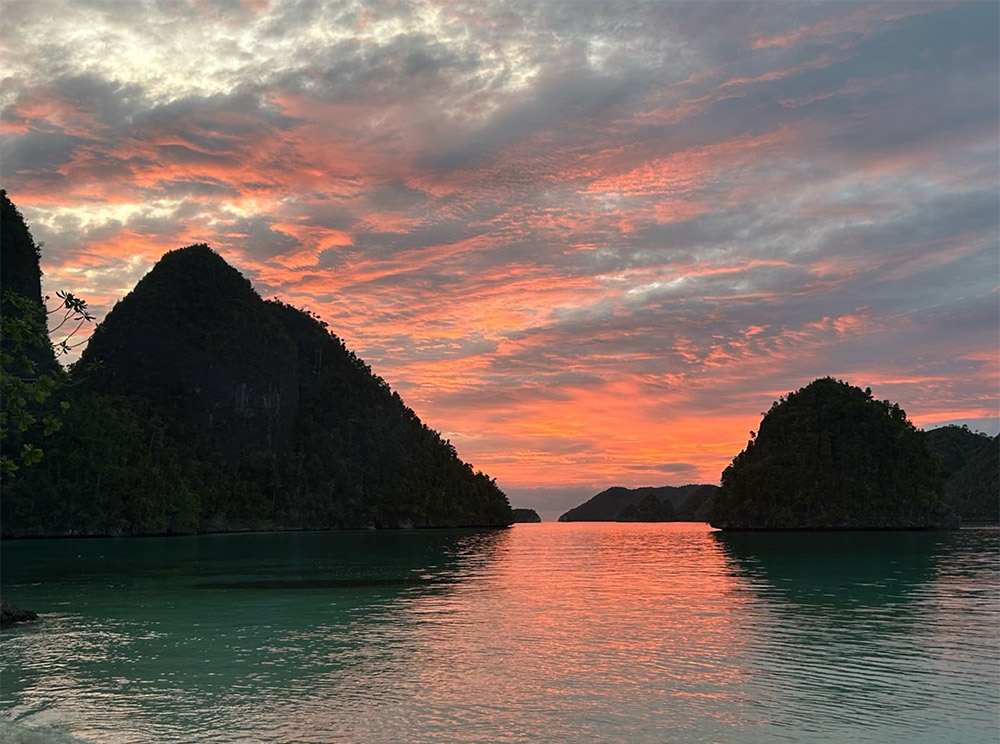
1, 192, 511, 536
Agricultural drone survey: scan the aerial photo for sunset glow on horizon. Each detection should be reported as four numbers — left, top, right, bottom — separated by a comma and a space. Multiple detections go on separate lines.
2, 0, 997, 518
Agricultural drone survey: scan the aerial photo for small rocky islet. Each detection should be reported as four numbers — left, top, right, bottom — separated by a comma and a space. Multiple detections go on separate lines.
0, 597, 38, 629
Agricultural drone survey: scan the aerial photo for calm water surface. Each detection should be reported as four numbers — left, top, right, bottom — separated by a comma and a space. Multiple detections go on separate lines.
1, 523, 997, 743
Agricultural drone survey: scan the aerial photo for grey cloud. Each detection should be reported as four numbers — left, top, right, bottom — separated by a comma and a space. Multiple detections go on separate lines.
367, 180, 430, 212
275, 29, 484, 102
216, 215, 302, 261
1, 130, 86, 176
422, 66, 645, 172
625, 463, 701, 477
4, 0, 997, 482
366, 332, 499, 362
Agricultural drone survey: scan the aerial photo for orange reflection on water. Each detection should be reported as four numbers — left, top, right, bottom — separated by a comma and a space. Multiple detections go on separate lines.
391, 522, 754, 737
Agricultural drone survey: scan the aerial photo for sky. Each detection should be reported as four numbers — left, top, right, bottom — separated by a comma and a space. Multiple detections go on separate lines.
2, 0, 998, 519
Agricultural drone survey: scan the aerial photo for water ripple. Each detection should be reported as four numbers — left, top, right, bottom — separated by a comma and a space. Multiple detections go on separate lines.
1, 525, 997, 743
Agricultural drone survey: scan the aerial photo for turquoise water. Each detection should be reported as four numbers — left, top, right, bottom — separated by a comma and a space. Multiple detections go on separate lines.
1, 523, 997, 743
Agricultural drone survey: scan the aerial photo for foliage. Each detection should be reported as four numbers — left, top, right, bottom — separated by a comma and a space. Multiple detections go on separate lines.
0, 189, 95, 481
708, 378, 953, 529
616, 492, 676, 522
922, 424, 997, 522
923, 424, 992, 478
1, 290, 60, 478
1, 289, 94, 481
933, 431, 999, 522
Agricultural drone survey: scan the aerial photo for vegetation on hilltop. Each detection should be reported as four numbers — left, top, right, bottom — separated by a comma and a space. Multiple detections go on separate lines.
708, 378, 954, 530
616, 492, 676, 522
0, 190, 94, 480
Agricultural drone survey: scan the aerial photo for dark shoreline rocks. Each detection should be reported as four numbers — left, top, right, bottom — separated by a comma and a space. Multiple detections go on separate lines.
1, 597, 39, 628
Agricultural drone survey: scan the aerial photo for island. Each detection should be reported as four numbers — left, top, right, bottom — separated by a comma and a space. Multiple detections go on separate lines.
924, 425, 999, 523
559, 484, 717, 522
708, 377, 957, 530
1, 192, 513, 536
512, 508, 541, 523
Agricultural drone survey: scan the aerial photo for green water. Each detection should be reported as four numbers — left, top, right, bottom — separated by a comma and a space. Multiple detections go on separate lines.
1, 524, 998, 743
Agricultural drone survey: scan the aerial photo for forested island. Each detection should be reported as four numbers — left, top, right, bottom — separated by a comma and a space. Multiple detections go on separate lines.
708, 378, 964, 530
559, 484, 717, 523
924, 425, 999, 523
512, 508, 541, 523
1, 192, 512, 536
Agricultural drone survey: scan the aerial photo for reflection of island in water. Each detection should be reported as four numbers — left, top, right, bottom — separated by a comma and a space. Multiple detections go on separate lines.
0, 528, 511, 734
713, 530, 948, 612
712, 529, 999, 743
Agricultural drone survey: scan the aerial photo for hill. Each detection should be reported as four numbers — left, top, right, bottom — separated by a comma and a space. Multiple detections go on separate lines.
924, 425, 992, 479
940, 433, 998, 523
2, 243, 512, 535
708, 378, 954, 530
558, 484, 718, 522
512, 508, 541, 523
924, 425, 998, 522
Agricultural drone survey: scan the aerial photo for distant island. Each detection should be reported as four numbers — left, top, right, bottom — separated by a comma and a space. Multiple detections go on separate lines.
708, 378, 959, 530
1, 191, 512, 536
559, 484, 718, 523
512, 508, 541, 523
924, 425, 999, 523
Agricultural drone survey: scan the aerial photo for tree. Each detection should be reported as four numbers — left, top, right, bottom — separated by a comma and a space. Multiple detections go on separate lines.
1, 288, 93, 480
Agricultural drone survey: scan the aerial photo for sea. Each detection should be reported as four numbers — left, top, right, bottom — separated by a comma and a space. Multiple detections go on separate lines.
1, 523, 997, 743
